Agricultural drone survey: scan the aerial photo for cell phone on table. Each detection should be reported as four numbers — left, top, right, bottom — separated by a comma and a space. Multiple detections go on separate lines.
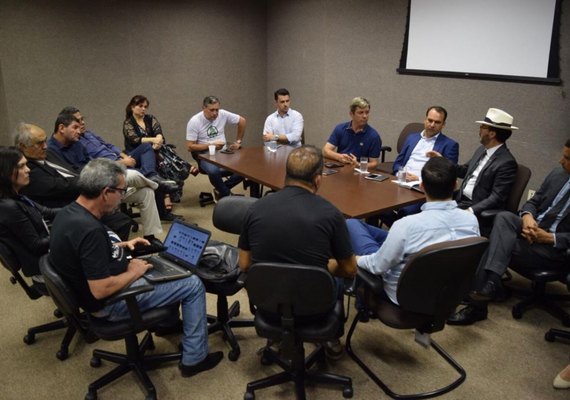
322, 168, 339, 176
364, 173, 388, 182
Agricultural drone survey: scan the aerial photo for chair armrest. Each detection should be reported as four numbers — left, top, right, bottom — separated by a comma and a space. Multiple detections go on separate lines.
379, 145, 392, 163
357, 268, 385, 296
236, 271, 248, 286
479, 209, 502, 219
103, 283, 154, 306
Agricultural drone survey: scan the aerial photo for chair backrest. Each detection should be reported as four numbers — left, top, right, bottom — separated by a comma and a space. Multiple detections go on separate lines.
245, 262, 336, 317
213, 196, 258, 235
0, 241, 44, 300
39, 255, 83, 324
396, 237, 488, 326
397, 122, 424, 153
506, 164, 531, 213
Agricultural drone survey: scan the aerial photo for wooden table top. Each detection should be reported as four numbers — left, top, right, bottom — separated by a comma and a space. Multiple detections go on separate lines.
198, 146, 425, 219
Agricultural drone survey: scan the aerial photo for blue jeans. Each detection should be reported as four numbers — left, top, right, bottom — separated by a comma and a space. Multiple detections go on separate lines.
103, 275, 208, 366
199, 159, 244, 197
346, 218, 388, 255
127, 143, 158, 177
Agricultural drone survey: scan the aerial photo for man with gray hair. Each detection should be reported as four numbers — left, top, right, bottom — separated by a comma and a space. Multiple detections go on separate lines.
322, 97, 382, 170
49, 158, 223, 377
15, 122, 164, 243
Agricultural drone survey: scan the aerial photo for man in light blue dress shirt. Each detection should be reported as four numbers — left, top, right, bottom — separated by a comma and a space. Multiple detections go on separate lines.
262, 88, 304, 147
347, 157, 480, 305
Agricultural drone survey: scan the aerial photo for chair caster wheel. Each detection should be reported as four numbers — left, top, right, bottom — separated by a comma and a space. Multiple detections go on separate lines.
85, 391, 97, 400
511, 308, 522, 319
228, 349, 240, 361
23, 333, 35, 345
234, 302, 241, 317
54, 309, 64, 318
145, 394, 156, 400
56, 349, 68, 361
343, 387, 354, 398
562, 317, 570, 327
260, 353, 273, 366
545, 331, 555, 342
90, 357, 102, 368
244, 391, 255, 400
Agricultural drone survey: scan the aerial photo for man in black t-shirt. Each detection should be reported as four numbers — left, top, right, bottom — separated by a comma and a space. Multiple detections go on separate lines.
49, 159, 222, 377
238, 146, 356, 358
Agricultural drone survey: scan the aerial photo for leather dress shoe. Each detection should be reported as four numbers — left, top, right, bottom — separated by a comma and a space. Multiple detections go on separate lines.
149, 174, 180, 194
447, 304, 488, 326
470, 280, 506, 302
160, 212, 184, 222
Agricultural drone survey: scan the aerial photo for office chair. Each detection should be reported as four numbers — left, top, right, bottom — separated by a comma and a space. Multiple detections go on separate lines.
346, 237, 488, 399
510, 262, 570, 326
204, 196, 257, 361
0, 241, 76, 360
376, 122, 424, 174
39, 255, 181, 400
244, 262, 353, 400
545, 273, 570, 342
480, 164, 532, 219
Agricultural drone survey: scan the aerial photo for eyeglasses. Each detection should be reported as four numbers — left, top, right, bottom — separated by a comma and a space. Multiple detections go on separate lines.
108, 186, 129, 197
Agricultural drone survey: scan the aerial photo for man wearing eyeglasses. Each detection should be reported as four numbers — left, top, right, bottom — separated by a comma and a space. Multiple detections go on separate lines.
49, 158, 223, 377
431, 108, 518, 236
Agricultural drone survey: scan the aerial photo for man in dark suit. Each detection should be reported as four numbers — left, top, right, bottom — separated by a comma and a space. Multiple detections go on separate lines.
448, 139, 570, 325
452, 108, 518, 236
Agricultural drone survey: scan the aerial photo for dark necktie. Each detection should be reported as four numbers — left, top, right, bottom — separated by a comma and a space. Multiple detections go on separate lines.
539, 183, 570, 230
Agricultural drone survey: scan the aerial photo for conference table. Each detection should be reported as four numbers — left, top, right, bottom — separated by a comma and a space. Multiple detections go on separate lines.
198, 146, 425, 219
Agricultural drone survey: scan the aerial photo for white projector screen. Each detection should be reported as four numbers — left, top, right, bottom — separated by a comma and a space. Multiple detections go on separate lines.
399, 0, 560, 83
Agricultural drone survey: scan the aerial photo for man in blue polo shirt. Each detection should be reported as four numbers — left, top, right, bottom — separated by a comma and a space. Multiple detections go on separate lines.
322, 97, 382, 169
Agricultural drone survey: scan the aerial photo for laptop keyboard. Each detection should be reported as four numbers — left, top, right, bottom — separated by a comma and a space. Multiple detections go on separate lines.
147, 257, 183, 276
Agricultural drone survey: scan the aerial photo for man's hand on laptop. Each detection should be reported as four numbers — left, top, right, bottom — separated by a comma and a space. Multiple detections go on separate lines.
121, 237, 151, 251
128, 258, 153, 278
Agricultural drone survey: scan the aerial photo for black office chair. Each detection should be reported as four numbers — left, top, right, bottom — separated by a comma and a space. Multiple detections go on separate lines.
0, 241, 76, 360
480, 164, 532, 219
510, 262, 570, 326
545, 273, 570, 342
204, 196, 258, 361
376, 122, 424, 174
346, 237, 488, 399
39, 254, 181, 400
244, 262, 353, 400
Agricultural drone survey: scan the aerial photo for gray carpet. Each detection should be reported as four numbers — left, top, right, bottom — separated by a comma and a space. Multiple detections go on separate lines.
0, 174, 568, 400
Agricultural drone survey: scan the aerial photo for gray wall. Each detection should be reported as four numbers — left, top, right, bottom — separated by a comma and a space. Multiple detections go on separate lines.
267, 0, 570, 193
1, 0, 569, 193
0, 0, 267, 152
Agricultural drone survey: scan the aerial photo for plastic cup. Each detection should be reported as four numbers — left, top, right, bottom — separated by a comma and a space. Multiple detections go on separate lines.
360, 157, 368, 173
208, 144, 216, 156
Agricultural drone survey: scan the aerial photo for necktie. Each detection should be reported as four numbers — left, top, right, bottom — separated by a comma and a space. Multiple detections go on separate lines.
539, 181, 570, 230
461, 150, 487, 192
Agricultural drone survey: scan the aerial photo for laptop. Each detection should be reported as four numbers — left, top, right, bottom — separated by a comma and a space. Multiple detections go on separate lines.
142, 221, 211, 283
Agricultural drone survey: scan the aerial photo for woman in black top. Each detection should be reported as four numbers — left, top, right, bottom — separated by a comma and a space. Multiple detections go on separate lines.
0, 147, 58, 276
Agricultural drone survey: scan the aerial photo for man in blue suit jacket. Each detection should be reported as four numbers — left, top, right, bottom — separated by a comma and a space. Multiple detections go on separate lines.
385, 106, 458, 222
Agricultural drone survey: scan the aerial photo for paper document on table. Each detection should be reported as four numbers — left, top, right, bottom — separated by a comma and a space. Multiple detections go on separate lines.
391, 179, 421, 188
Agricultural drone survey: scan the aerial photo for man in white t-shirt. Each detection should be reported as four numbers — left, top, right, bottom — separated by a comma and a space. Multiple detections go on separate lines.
262, 88, 304, 147
186, 96, 246, 200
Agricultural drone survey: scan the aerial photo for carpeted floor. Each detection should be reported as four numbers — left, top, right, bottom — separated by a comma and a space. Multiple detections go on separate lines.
0, 174, 568, 400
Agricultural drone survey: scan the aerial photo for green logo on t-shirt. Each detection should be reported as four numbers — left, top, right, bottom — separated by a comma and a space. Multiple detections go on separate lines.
207, 125, 218, 138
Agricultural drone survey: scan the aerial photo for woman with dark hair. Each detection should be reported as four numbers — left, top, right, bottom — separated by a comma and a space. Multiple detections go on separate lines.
123, 95, 165, 152
122, 95, 193, 217
0, 146, 58, 277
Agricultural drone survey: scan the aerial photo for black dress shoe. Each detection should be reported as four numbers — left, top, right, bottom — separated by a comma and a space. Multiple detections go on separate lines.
160, 212, 185, 222
470, 280, 507, 302
149, 174, 180, 194
447, 304, 488, 326
179, 352, 224, 377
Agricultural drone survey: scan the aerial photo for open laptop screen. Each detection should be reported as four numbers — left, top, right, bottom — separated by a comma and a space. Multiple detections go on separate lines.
162, 221, 211, 268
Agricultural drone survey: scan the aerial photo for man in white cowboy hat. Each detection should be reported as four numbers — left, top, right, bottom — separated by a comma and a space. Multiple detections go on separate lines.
436, 108, 518, 236
448, 139, 570, 326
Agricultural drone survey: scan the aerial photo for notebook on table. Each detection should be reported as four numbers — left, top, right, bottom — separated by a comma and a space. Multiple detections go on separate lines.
142, 221, 211, 283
